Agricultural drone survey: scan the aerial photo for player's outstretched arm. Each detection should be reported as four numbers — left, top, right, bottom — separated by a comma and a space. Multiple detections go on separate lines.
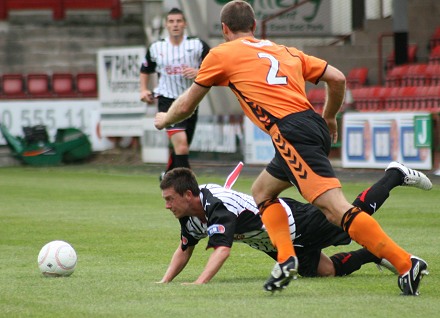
154, 83, 209, 130
157, 244, 195, 283
184, 246, 231, 285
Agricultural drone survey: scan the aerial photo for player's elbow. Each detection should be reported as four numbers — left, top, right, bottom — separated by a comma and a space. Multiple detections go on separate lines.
323, 65, 346, 87
216, 246, 231, 258
334, 68, 346, 84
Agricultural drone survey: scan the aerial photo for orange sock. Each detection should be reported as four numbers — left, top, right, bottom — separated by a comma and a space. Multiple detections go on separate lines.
344, 209, 411, 274
260, 201, 295, 263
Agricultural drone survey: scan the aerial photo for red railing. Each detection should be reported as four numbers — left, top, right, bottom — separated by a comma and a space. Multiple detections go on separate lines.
0, 0, 122, 20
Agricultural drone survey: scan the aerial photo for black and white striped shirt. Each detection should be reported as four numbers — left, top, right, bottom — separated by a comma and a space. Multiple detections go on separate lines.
140, 36, 210, 99
179, 184, 297, 254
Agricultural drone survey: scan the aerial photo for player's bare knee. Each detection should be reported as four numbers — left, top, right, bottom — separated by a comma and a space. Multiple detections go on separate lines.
313, 190, 352, 226
251, 185, 265, 205
313, 205, 342, 226
317, 254, 336, 277
318, 266, 336, 277
325, 213, 341, 227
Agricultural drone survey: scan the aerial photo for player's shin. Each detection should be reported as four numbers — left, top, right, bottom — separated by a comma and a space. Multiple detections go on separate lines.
351, 168, 403, 215
352, 185, 389, 215
259, 199, 295, 263
341, 207, 411, 275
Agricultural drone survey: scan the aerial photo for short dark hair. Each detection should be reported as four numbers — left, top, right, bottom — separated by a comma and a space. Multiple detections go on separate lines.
220, 0, 255, 33
167, 7, 185, 21
159, 168, 200, 196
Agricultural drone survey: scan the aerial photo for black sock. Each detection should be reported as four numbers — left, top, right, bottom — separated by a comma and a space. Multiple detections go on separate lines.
330, 248, 380, 276
173, 154, 190, 169
351, 170, 402, 215
377, 169, 404, 190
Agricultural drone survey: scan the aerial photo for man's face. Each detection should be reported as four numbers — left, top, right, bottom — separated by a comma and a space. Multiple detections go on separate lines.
166, 13, 186, 38
162, 187, 192, 219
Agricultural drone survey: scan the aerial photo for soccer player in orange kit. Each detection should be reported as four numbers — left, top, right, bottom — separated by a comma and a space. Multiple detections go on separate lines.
154, 0, 430, 295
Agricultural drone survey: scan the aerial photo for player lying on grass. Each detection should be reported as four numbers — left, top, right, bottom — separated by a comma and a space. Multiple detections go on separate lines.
157, 162, 431, 286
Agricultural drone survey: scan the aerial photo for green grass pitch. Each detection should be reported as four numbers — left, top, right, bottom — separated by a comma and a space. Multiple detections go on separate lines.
0, 165, 439, 317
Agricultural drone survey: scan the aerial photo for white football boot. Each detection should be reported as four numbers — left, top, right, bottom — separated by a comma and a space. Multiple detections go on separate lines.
385, 161, 432, 190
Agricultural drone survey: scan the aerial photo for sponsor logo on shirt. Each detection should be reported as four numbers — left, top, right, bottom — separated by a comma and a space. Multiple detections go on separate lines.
207, 224, 225, 236
181, 236, 188, 245
164, 64, 190, 75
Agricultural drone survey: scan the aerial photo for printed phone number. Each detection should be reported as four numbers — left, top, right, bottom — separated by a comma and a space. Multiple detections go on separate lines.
0, 108, 88, 131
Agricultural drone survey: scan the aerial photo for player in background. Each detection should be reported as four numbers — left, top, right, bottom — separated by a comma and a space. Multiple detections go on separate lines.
157, 162, 431, 288
154, 0, 430, 295
140, 7, 210, 178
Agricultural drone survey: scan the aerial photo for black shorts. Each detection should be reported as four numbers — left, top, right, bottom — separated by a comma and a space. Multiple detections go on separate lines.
266, 110, 341, 203
281, 198, 350, 277
158, 96, 199, 145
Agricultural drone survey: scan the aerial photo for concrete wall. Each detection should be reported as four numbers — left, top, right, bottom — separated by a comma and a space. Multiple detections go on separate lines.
0, 1, 145, 74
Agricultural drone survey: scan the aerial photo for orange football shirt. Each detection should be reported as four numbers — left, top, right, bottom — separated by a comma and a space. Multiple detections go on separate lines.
195, 37, 327, 132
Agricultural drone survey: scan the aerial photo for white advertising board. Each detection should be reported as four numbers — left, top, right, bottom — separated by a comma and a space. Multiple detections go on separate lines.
140, 116, 241, 163
97, 46, 146, 114
97, 46, 147, 137
0, 100, 112, 151
243, 117, 274, 165
141, 117, 169, 163
342, 112, 432, 170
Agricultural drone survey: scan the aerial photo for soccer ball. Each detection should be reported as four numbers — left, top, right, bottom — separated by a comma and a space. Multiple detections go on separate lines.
37, 240, 77, 277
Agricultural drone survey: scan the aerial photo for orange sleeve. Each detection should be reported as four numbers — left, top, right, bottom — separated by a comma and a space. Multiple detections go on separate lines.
195, 49, 229, 87
288, 48, 327, 85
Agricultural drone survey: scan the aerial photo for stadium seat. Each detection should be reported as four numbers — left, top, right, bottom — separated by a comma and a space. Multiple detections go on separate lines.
385, 86, 418, 111
307, 88, 326, 113
346, 67, 369, 88
352, 86, 390, 111
385, 65, 409, 87
386, 44, 418, 71
0, 74, 27, 99
26, 73, 52, 98
0, 0, 63, 20
52, 73, 77, 98
428, 45, 440, 64
350, 87, 371, 111
422, 86, 440, 112
76, 73, 98, 98
0, 0, 121, 20
400, 63, 429, 86
63, 0, 122, 19
429, 26, 440, 51
426, 64, 440, 86
412, 86, 431, 111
